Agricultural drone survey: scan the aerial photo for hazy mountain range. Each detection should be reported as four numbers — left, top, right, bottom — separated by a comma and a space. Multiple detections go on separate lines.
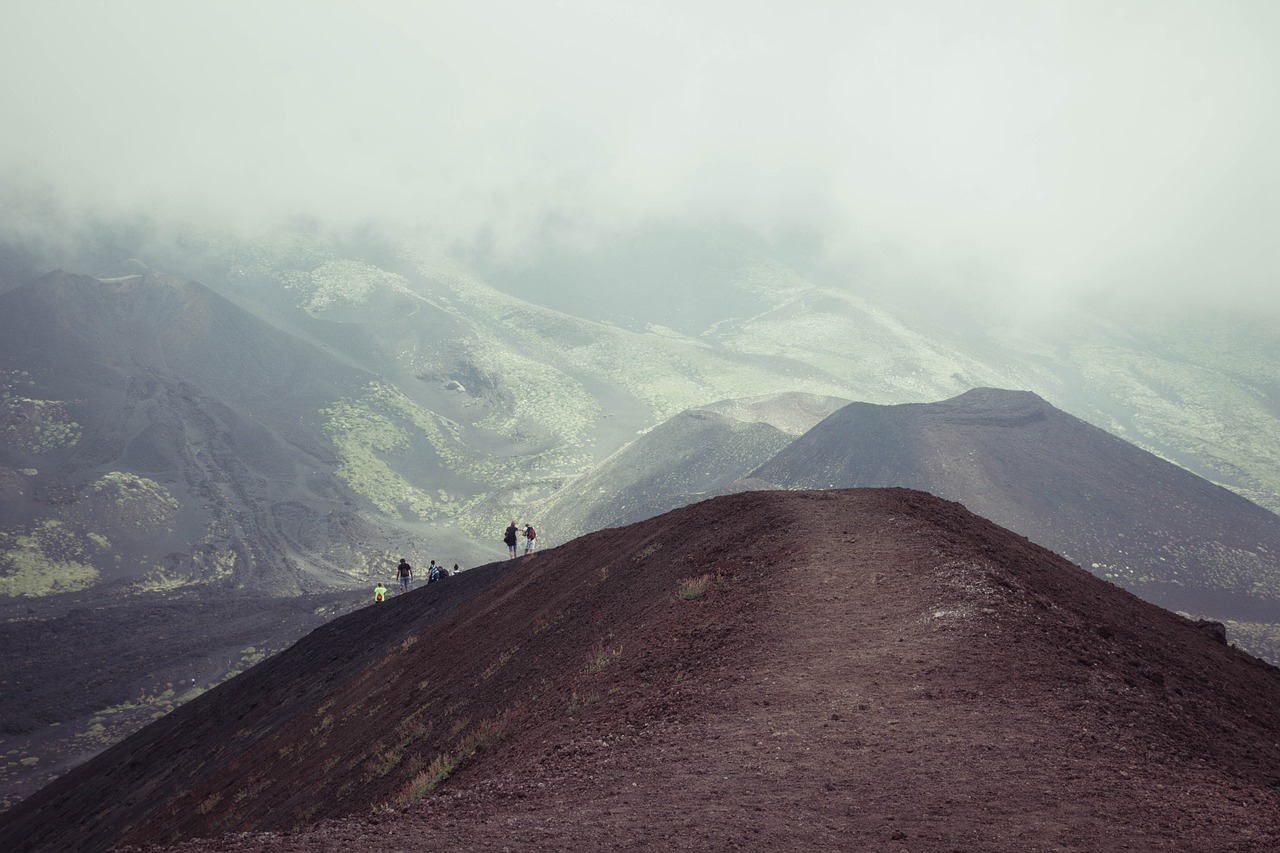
3, 219, 1280, 812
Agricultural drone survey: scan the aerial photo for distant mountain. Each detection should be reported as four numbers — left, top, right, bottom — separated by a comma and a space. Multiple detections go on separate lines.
750, 388, 1280, 645
534, 391, 849, 540
4, 489, 1279, 852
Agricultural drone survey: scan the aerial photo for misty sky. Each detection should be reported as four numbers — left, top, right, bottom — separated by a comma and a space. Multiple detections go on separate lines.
1, 1, 1277, 306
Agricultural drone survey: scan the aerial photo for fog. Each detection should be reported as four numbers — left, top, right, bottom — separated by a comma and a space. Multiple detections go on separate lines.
2, 0, 1277, 309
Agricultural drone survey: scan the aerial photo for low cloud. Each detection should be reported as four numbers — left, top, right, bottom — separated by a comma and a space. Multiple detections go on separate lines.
2, 0, 1277, 309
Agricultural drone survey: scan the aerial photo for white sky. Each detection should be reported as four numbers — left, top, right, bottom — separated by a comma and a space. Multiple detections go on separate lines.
1, 0, 1277, 304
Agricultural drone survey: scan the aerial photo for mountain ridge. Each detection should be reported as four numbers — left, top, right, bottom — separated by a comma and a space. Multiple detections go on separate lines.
749, 388, 1280, 635
5, 488, 1280, 852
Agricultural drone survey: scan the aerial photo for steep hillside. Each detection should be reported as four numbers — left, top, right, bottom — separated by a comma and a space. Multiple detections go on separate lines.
0, 270, 430, 594
0, 271, 443, 809
1010, 303, 1280, 513
0, 586, 377, 806
751, 388, 1280, 659
5, 489, 1280, 852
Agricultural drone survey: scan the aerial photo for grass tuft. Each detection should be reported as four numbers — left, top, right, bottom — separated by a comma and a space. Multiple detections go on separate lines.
677, 573, 715, 600
584, 642, 622, 674
395, 753, 457, 805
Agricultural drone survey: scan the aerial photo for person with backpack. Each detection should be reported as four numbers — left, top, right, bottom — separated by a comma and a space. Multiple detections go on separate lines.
504, 521, 519, 559
373, 582, 387, 603
396, 558, 413, 593
524, 523, 537, 555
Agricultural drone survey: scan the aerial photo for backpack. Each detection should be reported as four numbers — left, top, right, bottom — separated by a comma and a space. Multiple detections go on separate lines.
527, 527, 536, 539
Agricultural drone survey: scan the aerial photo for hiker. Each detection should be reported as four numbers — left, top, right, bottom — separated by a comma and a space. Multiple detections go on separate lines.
524, 523, 537, 555
396, 557, 413, 593
504, 521, 519, 559
452, 563, 460, 575
373, 582, 387, 603
428, 560, 447, 583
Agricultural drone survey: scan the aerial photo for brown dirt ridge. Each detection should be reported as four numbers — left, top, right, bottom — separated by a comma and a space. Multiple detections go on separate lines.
748, 388, 1280, 640
4, 488, 1280, 852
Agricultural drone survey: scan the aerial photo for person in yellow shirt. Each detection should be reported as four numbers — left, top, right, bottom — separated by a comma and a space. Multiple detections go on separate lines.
373, 582, 387, 603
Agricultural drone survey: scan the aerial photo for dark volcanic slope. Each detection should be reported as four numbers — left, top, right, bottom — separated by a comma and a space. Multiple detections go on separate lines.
5, 489, 1280, 852
751, 388, 1280, 626
0, 559, 516, 853
0, 271, 433, 811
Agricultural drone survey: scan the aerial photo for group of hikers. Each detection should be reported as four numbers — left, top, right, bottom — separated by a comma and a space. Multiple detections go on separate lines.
373, 557, 457, 602
504, 521, 536, 558
372, 520, 539, 602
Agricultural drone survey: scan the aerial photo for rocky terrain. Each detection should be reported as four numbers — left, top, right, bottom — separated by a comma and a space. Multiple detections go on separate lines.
3, 489, 1279, 852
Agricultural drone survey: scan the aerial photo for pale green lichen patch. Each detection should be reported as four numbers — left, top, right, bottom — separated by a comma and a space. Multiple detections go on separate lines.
1, 388, 81, 453
1065, 339, 1280, 505
192, 547, 238, 583
131, 564, 191, 593
279, 259, 417, 314
320, 381, 516, 521
90, 472, 179, 530
0, 520, 101, 597
332, 548, 399, 583
322, 398, 438, 518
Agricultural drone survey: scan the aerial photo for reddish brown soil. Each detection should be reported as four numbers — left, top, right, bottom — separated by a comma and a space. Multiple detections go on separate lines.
8, 489, 1280, 852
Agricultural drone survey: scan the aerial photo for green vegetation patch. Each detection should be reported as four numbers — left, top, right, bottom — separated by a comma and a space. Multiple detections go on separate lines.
392, 707, 520, 806
583, 641, 623, 674
1, 383, 81, 453
192, 546, 238, 583
72, 682, 212, 751
0, 520, 100, 597
322, 397, 438, 518
279, 258, 414, 314
131, 564, 192, 593
91, 472, 179, 530
1069, 340, 1280, 505
677, 572, 715, 601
